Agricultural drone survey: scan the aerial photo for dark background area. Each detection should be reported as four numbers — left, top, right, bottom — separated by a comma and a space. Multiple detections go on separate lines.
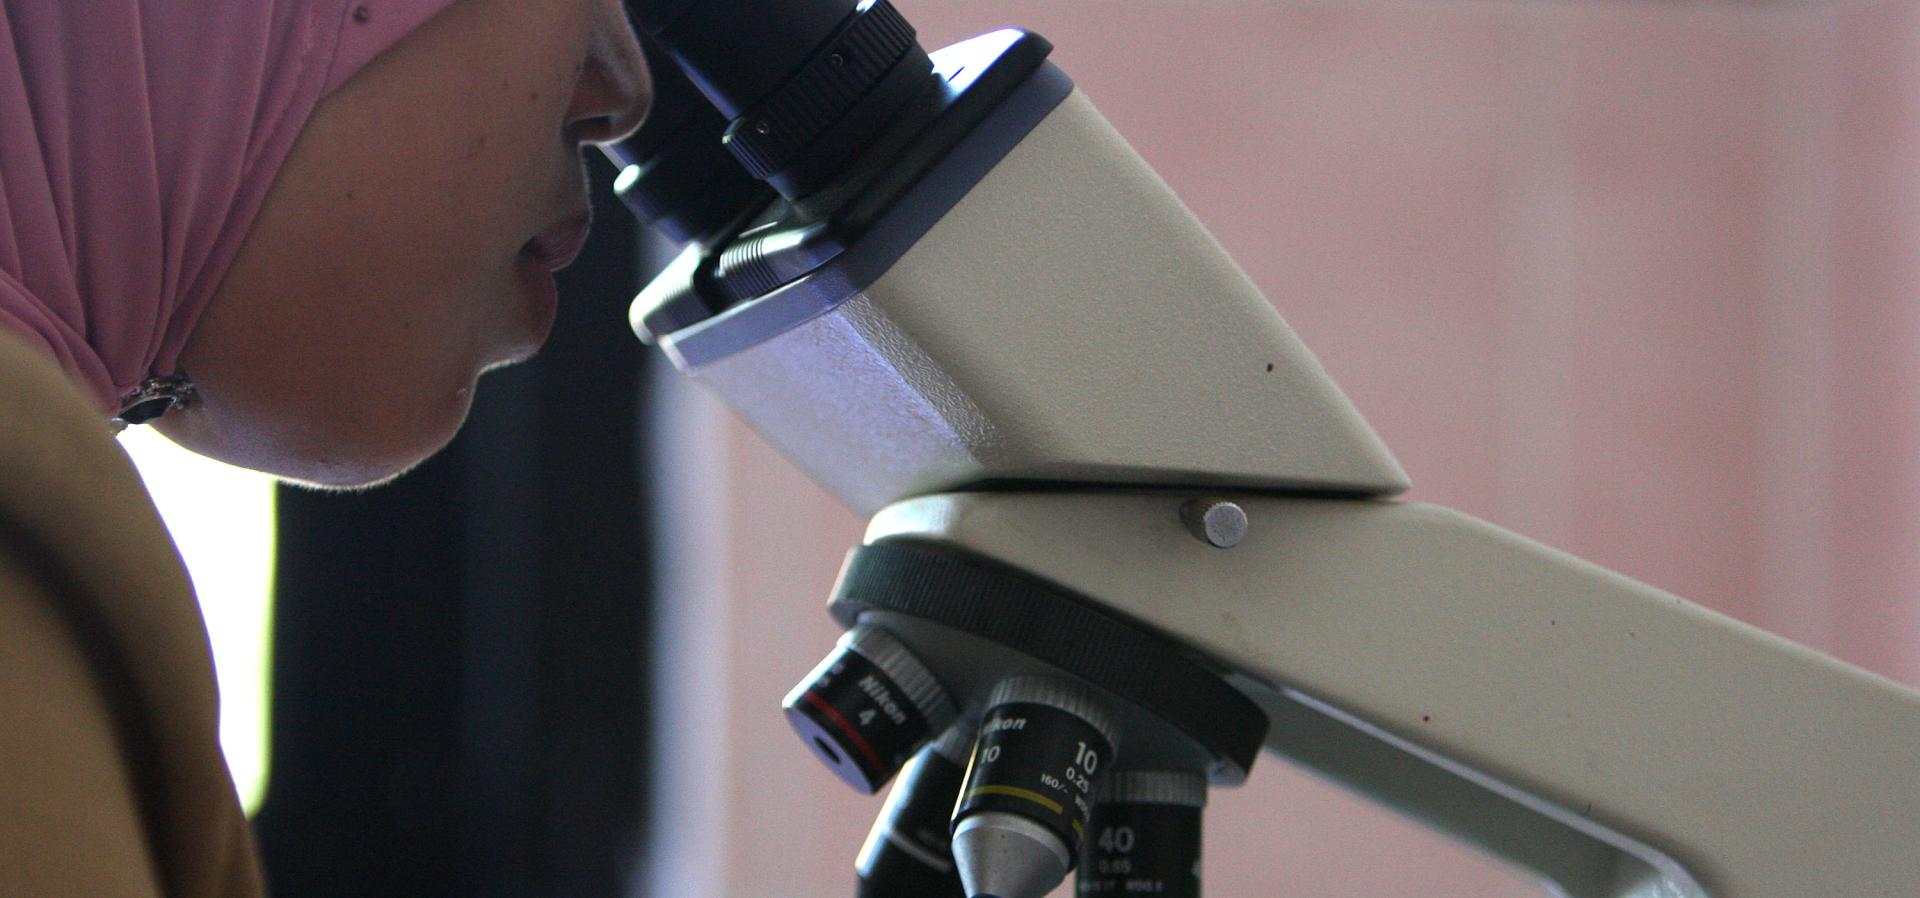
252, 151, 657, 898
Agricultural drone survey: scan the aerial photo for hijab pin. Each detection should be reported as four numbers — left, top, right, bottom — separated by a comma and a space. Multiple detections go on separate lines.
113, 372, 196, 428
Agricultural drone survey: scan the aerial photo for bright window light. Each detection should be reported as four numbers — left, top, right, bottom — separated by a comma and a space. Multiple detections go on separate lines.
118, 427, 275, 814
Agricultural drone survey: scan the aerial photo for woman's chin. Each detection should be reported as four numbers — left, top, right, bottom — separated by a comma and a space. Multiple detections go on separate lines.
272, 447, 444, 492
152, 379, 476, 490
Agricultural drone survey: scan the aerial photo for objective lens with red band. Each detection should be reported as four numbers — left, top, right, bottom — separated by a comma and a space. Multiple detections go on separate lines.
783, 624, 957, 794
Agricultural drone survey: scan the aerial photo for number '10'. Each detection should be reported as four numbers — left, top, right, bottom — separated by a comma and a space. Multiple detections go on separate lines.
1074, 741, 1100, 774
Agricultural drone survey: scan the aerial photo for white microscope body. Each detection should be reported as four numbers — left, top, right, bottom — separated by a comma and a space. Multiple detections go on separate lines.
629, 23, 1920, 898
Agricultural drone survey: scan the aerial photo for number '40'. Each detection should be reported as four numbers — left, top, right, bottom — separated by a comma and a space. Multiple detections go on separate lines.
1098, 825, 1136, 853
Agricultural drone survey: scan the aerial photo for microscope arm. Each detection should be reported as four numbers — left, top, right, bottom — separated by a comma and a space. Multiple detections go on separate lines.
862, 491, 1920, 898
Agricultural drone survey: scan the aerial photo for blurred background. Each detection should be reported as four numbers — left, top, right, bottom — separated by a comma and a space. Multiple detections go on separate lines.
123, 0, 1920, 895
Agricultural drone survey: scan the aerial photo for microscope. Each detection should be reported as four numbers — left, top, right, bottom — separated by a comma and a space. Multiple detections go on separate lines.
609, 2, 1920, 895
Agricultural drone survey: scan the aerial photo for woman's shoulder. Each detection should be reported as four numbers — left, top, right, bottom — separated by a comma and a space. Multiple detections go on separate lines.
0, 539, 169, 897
0, 326, 192, 624
0, 327, 262, 898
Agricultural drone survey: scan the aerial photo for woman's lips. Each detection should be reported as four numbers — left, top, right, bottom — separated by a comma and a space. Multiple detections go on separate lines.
522, 211, 593, 272
507, 209, 589, 351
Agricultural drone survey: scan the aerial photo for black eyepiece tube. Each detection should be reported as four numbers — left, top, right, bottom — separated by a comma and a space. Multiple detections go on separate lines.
630, 0, 936, 200
642, 0, 856, 119
604, 35, 769, 246
627, 0, 703, 35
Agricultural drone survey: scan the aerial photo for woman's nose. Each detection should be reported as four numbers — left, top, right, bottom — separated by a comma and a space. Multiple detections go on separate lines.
567, 2, 653, 146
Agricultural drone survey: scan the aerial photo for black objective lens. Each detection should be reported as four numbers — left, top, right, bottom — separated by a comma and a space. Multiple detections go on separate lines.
855, 724, 974, 898
784, 624, 958, 794
952, 677, 1119, 898
628, 0, 935, 200
1078, 770, 1208, 898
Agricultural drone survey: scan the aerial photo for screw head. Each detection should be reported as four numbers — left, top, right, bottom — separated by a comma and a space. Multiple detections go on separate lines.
1181, 499, 1248, 549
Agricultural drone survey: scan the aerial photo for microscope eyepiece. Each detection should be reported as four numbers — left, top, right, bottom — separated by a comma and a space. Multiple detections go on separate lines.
604, 36, 770, 246
630, 0, 935, 200
626, 0, 702, 35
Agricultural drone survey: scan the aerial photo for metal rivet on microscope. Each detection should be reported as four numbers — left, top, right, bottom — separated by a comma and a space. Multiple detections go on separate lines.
1180, 499, 1248, 549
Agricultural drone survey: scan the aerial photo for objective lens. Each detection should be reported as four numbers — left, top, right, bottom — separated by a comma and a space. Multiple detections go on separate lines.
1078, 770, 1207, 898
951, 677, 1119, 898
855, 723, 975, 898
784, 624, 958, 794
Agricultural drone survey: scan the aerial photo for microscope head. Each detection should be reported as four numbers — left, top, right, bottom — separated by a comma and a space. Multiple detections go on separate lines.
618, 13, 1407, 515
615, 5, 1405, 897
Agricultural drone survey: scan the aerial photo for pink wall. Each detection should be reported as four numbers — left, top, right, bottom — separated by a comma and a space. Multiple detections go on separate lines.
640, 2, 1920, 895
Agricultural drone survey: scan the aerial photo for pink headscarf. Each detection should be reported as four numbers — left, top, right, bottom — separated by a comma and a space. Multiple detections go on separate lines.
0, 0, 458, 416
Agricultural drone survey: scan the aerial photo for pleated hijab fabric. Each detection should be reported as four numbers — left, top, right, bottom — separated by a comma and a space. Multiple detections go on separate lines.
0, 0, 456, 415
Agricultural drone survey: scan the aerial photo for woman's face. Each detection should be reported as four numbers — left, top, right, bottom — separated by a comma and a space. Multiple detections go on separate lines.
157, 0, 651, 487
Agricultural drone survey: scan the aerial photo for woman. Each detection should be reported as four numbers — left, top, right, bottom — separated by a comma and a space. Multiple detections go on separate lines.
0, 1, 651, 894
